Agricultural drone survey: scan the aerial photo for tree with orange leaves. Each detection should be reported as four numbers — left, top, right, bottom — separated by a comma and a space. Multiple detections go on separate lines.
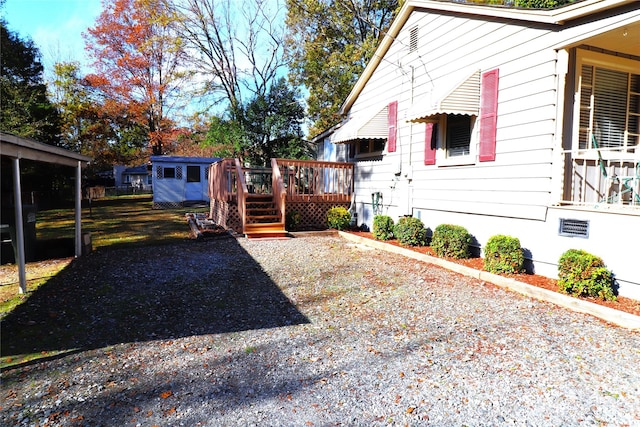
84, 0, 190, 155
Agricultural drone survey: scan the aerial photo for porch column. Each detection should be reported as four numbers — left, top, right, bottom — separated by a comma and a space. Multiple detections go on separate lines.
12, 157, 27, 294
75, 160, 82, 258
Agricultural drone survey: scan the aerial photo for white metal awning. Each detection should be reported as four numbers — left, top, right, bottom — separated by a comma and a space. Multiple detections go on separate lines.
330, 105, 389, 143
406, 70, 481, 122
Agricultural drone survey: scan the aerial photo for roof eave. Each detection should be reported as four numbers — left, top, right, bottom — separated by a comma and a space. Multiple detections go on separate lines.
339, 0, 634, 115
1, 132, 92, 168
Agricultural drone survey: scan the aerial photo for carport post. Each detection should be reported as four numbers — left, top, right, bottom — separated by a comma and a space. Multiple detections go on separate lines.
75, 160, 82, 258
12, 157, 27, 294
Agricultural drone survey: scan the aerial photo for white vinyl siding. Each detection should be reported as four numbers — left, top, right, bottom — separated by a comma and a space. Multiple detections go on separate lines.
348, 9, 561, 221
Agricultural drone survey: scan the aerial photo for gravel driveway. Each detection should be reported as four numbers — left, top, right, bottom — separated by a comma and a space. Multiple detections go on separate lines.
1, 235, 639, 426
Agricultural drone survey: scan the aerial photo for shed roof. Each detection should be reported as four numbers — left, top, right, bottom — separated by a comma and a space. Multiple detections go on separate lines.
150, 155, 221, 164
122, 165, 149, 175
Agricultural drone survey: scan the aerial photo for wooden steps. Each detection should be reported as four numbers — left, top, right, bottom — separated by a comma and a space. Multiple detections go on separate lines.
243, 194, 287, 238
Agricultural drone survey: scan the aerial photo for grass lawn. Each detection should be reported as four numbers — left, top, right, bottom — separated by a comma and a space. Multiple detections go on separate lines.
0, 194, 207, 314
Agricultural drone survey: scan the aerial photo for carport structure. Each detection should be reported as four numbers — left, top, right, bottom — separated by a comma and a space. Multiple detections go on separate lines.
1, 132, 91, 293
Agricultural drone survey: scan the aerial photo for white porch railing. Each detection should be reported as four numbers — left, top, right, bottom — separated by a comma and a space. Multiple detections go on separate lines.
561, 147, 640, 207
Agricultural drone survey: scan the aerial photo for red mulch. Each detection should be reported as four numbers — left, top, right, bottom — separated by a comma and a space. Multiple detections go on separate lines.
348, 232, 640, 317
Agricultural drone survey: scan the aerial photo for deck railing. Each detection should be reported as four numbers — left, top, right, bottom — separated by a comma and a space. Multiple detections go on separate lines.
561, 148, 640, 207
275, 159, 354, 202
209, 158, 355, 204
209, 158, 237, 202
245, 167, 273, 194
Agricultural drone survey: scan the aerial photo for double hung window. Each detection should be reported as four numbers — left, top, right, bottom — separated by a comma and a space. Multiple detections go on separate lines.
577, 51, 640, 151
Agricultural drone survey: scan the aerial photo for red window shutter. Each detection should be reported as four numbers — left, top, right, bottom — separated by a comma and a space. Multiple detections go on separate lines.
424, 122, 436, 165
479, 69, 499, 162
387, 100, 398, 153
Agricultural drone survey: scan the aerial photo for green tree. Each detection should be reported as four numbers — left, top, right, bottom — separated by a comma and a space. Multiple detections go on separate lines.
243, 78, 310, 165
0, 20, 60, 144
285, 0, 402, 136
203, 115, 248, 160
50, 61, 149, 176
50, 62, 94, 152
196, 79, 309, 166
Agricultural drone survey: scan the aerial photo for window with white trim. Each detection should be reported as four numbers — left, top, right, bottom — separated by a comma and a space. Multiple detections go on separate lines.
576, 51, 640, 151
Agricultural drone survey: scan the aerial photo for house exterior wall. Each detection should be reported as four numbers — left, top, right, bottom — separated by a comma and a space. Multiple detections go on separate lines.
317, 135, 349, 163
339, 4, 640, 298
113, 165, 127, 187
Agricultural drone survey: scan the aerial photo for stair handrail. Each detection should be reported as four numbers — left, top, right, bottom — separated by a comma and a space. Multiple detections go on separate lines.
271, 158, 286, 229
235, 158, 249, 233
209, 158, 236, 202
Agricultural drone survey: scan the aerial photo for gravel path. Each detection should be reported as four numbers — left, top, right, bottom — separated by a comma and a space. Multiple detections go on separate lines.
1, 235, 639, 426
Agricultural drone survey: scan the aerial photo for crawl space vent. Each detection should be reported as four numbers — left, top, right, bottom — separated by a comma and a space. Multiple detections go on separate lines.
559, 218, 589, 238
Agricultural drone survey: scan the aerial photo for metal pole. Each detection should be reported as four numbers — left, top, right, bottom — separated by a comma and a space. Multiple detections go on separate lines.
75, 161, 82, 258
12, 158, 27, 294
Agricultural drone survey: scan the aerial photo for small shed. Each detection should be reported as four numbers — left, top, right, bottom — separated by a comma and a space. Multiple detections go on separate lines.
151, 156, 220, 208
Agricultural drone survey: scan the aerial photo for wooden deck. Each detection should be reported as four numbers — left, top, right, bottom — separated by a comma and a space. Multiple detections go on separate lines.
209, 158, 354, 237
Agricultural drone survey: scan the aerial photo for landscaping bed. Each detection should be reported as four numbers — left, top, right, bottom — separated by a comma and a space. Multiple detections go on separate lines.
346, 231, 640, 317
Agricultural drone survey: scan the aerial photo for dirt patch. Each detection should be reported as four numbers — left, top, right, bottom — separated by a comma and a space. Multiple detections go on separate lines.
347, 231, 640, 317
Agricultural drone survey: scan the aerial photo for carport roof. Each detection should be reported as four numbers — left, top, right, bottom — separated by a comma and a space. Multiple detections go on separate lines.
1, 132, 91, 167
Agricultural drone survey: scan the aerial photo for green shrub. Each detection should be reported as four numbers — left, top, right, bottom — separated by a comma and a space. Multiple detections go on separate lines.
393, 216, 427, 246
431, 224, 472, 259
558, 249, 616, 301
286, 210, 302, 231
483, 235, 524, 274
372, 215, 394, 240
326, 206, 351, 230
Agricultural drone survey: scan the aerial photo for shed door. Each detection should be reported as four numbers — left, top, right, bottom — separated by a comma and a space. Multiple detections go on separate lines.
185, 165, 203, 200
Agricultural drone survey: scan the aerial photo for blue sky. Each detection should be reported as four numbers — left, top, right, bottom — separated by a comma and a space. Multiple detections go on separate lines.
3, 0, 102, 75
